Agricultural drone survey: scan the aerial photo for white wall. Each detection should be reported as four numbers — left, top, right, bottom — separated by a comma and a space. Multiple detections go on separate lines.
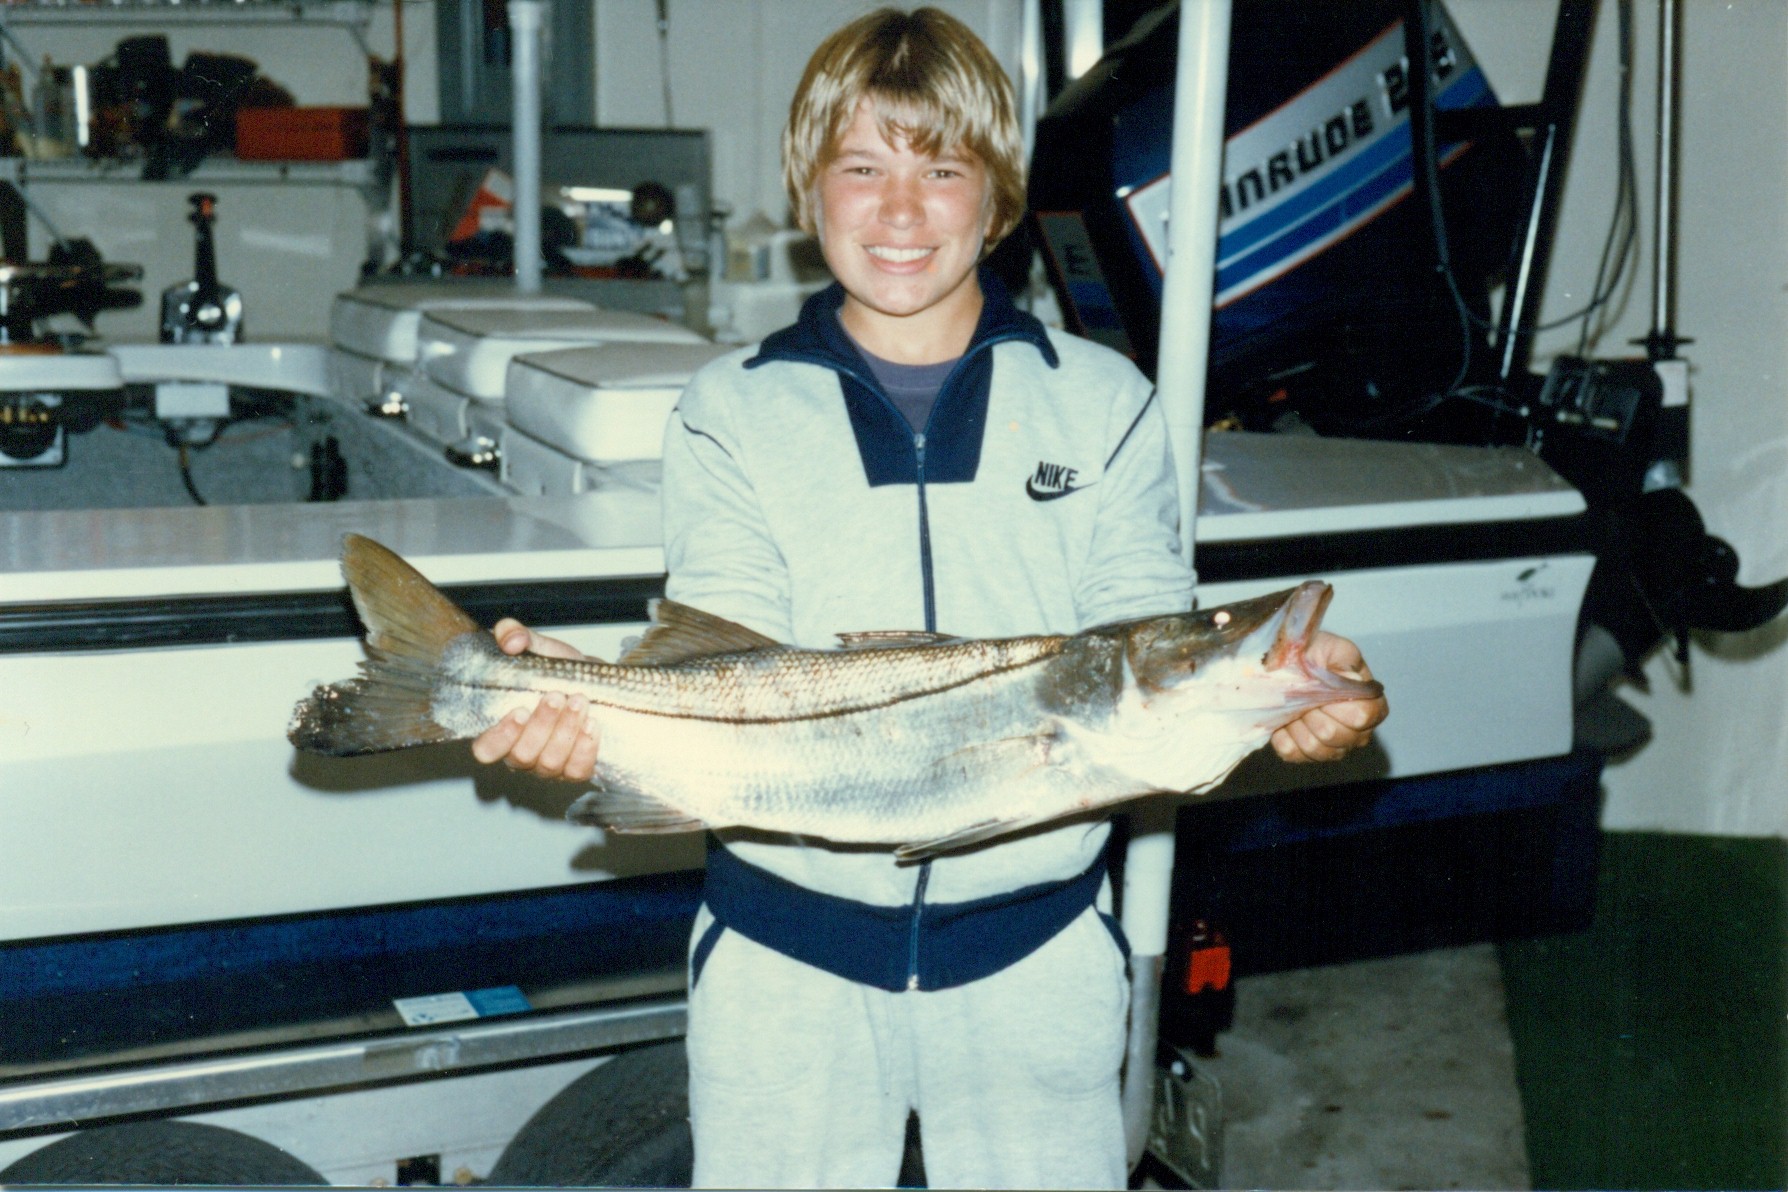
588, 0, 1028, 228
7, 1, 1014, 339
1451, 0, 1788, 837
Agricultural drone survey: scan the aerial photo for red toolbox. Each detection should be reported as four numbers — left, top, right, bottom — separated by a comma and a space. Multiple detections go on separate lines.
235, 107, 369, 161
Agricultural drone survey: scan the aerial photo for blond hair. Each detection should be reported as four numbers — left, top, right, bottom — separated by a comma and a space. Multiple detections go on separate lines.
782, 7, 1026, 249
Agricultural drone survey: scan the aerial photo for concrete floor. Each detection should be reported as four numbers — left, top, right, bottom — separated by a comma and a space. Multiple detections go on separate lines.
1195, 944, 1530, 1191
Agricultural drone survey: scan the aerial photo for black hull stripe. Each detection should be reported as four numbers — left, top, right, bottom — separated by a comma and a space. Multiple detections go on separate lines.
1196, 514, 1592, 584
0, 577, 664, 655
1, 514, 1591, 654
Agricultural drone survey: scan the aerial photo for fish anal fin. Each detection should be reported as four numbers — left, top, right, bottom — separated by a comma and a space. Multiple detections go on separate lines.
835, 630, 962, 650
895, 818, 1030, 863
616, 599, 782, 666
567, 784, 706, 835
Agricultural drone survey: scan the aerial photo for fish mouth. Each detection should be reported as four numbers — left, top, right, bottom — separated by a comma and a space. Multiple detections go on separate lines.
1263, 581, 1331, 670
1266, 582, 1383, 704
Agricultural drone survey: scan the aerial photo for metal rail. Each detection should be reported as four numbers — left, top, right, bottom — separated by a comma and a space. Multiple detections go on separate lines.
1493, 0, 1600, 382
1640, 0, 1687, 359
0, 996, 686, 1134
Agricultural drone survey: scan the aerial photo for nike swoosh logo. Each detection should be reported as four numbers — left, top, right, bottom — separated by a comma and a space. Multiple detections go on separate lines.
1026, 479, 1089, 502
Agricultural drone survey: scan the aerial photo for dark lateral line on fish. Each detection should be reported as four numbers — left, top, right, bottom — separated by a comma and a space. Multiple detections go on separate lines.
0, 577, 664, 655
466, 651, 1064, 726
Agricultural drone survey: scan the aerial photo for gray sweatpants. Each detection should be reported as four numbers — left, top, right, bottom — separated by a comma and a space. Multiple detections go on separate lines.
685, 904, 1130, 1189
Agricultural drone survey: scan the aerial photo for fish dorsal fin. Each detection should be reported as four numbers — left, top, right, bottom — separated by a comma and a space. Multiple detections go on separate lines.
616, 598, 782, 666
834, 629, 962, 650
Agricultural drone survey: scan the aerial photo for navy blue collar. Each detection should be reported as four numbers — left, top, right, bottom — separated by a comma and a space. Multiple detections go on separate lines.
744, 268, 1056, 491
746, 267, 1059, 376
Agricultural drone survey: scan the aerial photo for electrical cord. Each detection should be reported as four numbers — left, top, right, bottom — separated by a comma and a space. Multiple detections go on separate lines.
1569, 0, 1639, 353
12, 187, 74, 253
165, 414, 295, 506
170, 435, 208, 507
1379, 0, 1639, 437
1407, 0, 1489, 401
1353, 383, 1529, 433
112, 396, 292, 507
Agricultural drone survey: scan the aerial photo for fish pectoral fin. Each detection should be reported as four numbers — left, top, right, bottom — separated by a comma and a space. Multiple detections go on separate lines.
895, 817, 1033, 863
930, 724, 1063, 784
615, 599, 782, 666
567, 786, 707, 834
834, 629, 962, 650
895, 724, 1077, 859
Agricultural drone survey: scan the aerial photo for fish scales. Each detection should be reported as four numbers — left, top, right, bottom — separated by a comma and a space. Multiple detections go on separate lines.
432, 640, 1072, 831
290, 535, 1383, 859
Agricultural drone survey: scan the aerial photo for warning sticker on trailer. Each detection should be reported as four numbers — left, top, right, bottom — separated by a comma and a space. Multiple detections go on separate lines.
393, 985, 532, 1027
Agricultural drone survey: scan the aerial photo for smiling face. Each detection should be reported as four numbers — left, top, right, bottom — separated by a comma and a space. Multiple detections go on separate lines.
814, 101, 994, 364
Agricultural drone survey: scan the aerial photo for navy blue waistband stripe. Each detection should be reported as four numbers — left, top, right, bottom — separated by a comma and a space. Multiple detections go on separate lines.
700, 839, 1107, 992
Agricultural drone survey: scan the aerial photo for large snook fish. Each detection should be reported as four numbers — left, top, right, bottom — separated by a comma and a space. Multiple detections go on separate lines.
290, 535, 1382, 859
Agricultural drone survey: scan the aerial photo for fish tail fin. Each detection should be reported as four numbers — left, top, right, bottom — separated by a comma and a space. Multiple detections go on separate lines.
288, 534, 484, 756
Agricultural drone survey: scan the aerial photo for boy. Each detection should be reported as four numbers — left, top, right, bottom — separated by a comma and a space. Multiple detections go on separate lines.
476, 8, 1386, 1187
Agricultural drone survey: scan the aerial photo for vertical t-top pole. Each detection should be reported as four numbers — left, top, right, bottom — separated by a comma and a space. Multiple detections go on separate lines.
1119, 0, 1230, 1171
509, 0, 545, 295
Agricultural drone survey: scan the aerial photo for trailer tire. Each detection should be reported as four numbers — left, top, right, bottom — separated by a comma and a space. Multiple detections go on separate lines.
0, 1121, 326, 1186
488, 1040, 693, 1187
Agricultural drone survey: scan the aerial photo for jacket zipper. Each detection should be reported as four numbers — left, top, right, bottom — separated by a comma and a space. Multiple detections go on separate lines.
906, 855, 932, 991
821, 344, 1013, 994
907, 430, 936, 991
914, 431, 937, 635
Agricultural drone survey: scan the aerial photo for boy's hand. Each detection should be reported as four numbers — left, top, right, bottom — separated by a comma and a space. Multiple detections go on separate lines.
470, 619, 601, 782
1271, 631, 1388, 764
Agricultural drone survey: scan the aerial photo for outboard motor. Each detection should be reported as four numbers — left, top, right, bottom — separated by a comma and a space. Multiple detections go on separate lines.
1026, 0, 1526, 436
1534, 359, 1788, 687
1025, 0, 1786, 688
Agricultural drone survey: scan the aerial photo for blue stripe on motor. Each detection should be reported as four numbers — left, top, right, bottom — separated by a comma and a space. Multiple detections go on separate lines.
1216, 106, 1409, 265
1214, 68, 1493, 278
1217, 138, 1421, 296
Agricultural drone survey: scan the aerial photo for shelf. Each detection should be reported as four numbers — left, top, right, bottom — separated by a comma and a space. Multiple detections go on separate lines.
0, 1, 369, 28
0, 154, 376, 186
